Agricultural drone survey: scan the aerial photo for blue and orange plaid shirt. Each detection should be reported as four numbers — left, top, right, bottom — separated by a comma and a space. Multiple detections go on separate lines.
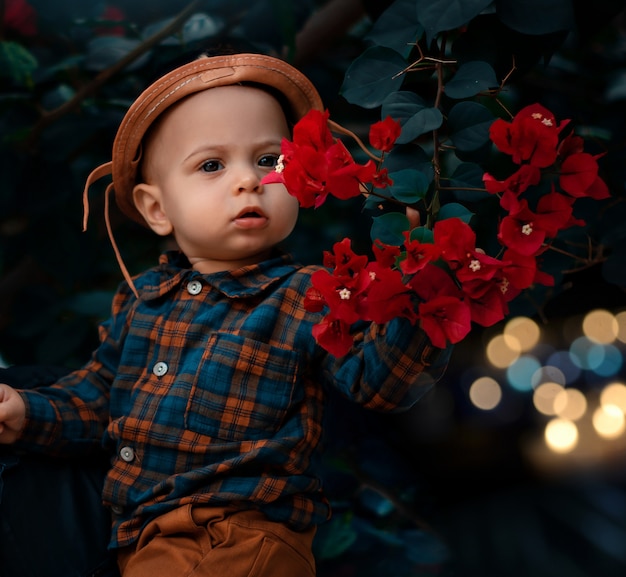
16, 251, 448, 549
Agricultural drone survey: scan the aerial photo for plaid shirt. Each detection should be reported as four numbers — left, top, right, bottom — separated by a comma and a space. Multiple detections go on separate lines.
17, 251, 447, 549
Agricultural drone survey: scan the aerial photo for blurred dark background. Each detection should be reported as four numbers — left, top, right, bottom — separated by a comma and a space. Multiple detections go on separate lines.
1, 1, 626, 575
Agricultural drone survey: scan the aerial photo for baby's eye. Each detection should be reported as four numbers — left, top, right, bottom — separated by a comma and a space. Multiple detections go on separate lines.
258, 154, 279, 169
201, 160, 223, 173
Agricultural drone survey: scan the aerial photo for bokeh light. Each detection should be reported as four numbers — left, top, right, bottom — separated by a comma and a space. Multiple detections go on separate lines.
600, 382, 626, 413
569, 336, 606, 371
544, 418, 578, 453
592, 404, 625, 439
533, 382, 565, 416
616, 311, 626, 344
553, 388, 587, 421
546, 351, 581, 384
503, 316, 540, 352
593, 344, 623, 377
486, 334, 521, 369
531, 365, 566, 388
469, 377, 502, 410
583, 309, 618, 344
506, 355, 541, 392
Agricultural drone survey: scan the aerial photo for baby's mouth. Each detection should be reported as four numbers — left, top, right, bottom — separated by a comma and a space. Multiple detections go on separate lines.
234, 207, 268, 228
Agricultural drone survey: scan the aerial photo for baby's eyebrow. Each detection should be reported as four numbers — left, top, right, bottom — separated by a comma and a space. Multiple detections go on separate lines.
183, 140, 283, 163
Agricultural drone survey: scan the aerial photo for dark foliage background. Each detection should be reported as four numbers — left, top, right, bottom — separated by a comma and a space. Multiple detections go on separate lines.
1, 1, 626, 575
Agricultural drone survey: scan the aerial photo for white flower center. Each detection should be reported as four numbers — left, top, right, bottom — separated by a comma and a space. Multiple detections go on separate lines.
522, 223, 533, 236
469, 259, 481, 272
339, 288, 352, 300
275, 154, 285, 173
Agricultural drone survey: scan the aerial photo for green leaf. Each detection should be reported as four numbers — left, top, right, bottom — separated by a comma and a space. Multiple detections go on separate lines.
341, 46, 407, 108
438, 202, 474, 223
448, 162, 491, 201
0, 41, 38, 86
416, 0, 493, 42
448, 101, 495, 152
498, 0, 575, 35
385, 143, 433, 176
389, 169, 430, 203
366, 0, 424, 56
382, 91, 443, 143
371, 212, 410, 245
84, 37, 149, 72
409, 226, 434, 243
445, 61, 498, 99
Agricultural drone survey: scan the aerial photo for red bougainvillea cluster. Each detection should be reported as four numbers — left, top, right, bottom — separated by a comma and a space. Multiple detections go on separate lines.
262, 105, 609, 357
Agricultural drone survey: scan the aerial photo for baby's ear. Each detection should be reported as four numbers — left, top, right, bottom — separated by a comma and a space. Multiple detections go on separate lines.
132, 183, 173, 236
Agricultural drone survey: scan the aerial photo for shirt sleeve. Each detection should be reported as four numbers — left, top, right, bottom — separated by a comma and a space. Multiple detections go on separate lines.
319, 316, 451, 412
14, 283, 135, 456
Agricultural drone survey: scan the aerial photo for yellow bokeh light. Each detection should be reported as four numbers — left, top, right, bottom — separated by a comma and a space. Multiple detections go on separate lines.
592, 404, 625, 439
616, 311, 626, 344
600, 382, 626, 413
486, 334, 521, 368
553, 388, 587, 421
533, 382, 565, 416
503, 316, 540, 352
583, 309, 618, 344
469, 377, 502, 410
544, 418, 578, 453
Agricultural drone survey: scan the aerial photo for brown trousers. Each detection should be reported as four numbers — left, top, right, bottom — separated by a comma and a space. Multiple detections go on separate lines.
116, 505, 317, 577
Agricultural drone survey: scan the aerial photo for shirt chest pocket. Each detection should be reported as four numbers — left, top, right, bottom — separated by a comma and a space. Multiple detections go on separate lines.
185, 333, 300, 442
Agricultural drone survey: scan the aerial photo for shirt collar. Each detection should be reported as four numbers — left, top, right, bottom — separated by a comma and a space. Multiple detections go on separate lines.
137, 250, 302, 300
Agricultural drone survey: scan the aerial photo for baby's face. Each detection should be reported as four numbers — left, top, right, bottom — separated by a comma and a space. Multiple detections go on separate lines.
134, 85, 299, 273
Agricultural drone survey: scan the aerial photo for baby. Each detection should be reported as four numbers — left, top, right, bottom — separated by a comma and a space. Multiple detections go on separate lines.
0, 53, 448, 576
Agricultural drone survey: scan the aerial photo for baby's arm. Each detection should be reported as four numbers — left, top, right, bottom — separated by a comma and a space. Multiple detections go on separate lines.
0, 383, 26, 444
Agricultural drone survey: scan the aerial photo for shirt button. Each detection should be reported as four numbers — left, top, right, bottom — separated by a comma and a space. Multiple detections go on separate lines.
187, 279, 203, 295
153, 361, 168, 377
111, 505, 124, 515
120, 446, 135, 462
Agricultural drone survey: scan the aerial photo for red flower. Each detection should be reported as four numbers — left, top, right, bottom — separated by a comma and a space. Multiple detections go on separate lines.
432, 217, 478, 271
309, 268, 363, 325
369, 116, 402, 152
489, 104, 568, 168
323, 237, 368, 276
500, 250, 539, 292
359, 263, 415, 324
312, 314, 354, 357
3, 0, 37, 36
418, 296, 472, 348
400, 232, 441, 275
559, 152, 610, 200
534, 190, 580, 236
410, 265, 472, 347
497, 200, 547, 256
261, 110, 376, 208
483, 164, 541, 211
498, 189, 580, 256
461, 278, 509, 327
372, 240, 401, 268
372, 168, 393, 189
96, 5, 126, 37
303, 287, 326, 312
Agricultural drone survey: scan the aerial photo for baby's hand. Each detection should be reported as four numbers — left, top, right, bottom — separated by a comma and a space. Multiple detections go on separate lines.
0, 384, 26, 443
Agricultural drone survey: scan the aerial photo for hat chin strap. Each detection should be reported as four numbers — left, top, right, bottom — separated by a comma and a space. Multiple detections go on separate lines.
83, 162, 140, 299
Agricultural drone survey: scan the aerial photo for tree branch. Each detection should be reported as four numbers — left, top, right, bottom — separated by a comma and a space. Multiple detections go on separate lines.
26, 0, 201, 148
